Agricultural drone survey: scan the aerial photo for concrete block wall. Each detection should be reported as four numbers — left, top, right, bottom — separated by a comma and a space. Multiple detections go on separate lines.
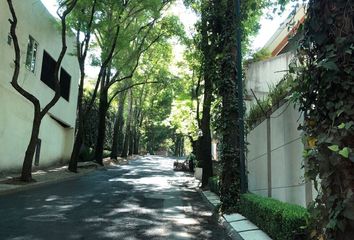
247, 102, 310, 207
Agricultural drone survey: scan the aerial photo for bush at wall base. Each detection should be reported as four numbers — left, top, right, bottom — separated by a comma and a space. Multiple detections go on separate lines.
239, 193, 309, 240
208, 176, 220, 195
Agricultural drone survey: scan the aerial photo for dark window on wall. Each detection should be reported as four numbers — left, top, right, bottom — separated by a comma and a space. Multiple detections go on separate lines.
60, 68, 71, 101
40, 50, 71, 101
25, 35, 38, 72
40, 51, 56, 89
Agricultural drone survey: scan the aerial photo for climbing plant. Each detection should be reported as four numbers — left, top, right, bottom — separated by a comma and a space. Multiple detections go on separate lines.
291, 0, 354, 239
185, 0, 292, 212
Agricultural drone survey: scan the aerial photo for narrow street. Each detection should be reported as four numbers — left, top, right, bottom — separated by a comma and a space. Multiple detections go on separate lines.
0, 156, 230, 240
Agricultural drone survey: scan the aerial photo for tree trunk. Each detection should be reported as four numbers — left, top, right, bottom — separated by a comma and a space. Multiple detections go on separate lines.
68, 71, 85, 172
110, 110, 120, 159
200, 0, 214, 188
110, 92, 126, 159
69, 126, 83, 172
21, 109, 41, 181
117, 121, 125, 155
174, 135, 179, 156
200, 73, 213, 187
128, 128, 134, 156
68, 59, 85, 172
94, 89, 108, 165
117, 100, 125, 156
121, 129, 130, 158
189, 136, 197, 156
180, 137, 184, 157
133, 133, 140, 154
121, 90, 133, 158
219, 0, 241, 213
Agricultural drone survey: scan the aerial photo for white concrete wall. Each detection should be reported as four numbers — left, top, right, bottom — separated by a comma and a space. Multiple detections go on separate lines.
211, 139, 218, 160
0, 0, 79, 170
247, 102, 308, 207
245, 52, 293, 112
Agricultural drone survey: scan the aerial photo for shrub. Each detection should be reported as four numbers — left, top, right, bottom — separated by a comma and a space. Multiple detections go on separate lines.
239, 193, 309, 240
103, 150, 111, 158
246, 73, 294, 129
79, 146, 94, 162
246, 97, 271, 128
208, 176, 220, 195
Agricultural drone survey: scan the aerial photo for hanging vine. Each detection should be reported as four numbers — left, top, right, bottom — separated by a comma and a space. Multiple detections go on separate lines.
292, 0, 354, 239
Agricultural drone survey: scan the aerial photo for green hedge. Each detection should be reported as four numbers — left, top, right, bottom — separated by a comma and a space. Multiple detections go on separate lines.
79, 146, 111, 162
239, 193, 309, 240
208, 176, 220, 195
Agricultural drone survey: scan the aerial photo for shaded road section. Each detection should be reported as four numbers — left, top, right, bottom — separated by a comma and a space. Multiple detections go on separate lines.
0, 156, 230, 240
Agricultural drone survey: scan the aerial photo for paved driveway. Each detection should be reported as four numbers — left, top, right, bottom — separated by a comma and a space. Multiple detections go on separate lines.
0, 156, 230, 240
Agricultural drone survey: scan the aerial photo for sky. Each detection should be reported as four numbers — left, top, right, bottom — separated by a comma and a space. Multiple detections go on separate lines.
251, 7, 294, 50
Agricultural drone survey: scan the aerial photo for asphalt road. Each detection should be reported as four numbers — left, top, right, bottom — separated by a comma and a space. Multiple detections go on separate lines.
0, 156, 230, 240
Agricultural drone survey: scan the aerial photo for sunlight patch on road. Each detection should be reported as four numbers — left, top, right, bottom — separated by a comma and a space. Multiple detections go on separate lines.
144, 226, 169, 237
45, 195, 59, 202
105, 204, 156, 216
24, 213, 66, 222
84, 217, 109, 223
172, 217, 199, 225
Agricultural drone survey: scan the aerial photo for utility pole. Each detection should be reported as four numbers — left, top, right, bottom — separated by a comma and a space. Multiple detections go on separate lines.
235, 0, 247, 193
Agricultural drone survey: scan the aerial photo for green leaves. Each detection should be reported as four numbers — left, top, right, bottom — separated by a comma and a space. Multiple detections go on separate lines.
292, 0, 354, 237
328, 145, 339, 152
328, 145, 351, 159
318, 60, 339, 71
338, 121, 354, 130
339, 147, 350, 158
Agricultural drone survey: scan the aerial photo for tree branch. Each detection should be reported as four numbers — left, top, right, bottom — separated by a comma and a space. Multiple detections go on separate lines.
107, 32, 162, 91
107, 81, 160, 107
41, 0, 78, 118
7, 0, 41, 111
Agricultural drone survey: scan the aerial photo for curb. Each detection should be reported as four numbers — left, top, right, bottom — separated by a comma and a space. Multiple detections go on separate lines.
219, 216, 244, 240
198, 189, 243, 240
0, 156, 137, 197
199, 190, 272, 240
0, 166, 98, 197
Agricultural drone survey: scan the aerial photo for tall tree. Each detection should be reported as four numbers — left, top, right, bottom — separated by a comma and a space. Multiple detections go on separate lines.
195, 0, 290, 210
218, 0, 241, 213
198, 0, 221, 188
7, 0, 77, 181
68, 0, 98, 172
293, 0, 354, 238
67, 0, 124, 170
110, 91, 126, 159
93, 1, 177, 164
121, 89, 133, 158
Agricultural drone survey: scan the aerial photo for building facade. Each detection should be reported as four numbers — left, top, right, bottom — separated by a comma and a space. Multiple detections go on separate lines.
245, 6, 305, 109
0, 0, 79, 170
244, 7, 315, 207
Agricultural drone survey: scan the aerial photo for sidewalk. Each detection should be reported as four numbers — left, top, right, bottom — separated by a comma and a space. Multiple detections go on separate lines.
200, 190, 272, 240
0, 156, 132, 196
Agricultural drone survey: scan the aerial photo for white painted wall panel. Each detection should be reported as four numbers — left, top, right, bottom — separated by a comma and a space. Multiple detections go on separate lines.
247, 101, 308, 207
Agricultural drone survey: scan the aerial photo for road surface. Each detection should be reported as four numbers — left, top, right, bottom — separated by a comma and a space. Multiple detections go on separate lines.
0, 155, 230, 240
